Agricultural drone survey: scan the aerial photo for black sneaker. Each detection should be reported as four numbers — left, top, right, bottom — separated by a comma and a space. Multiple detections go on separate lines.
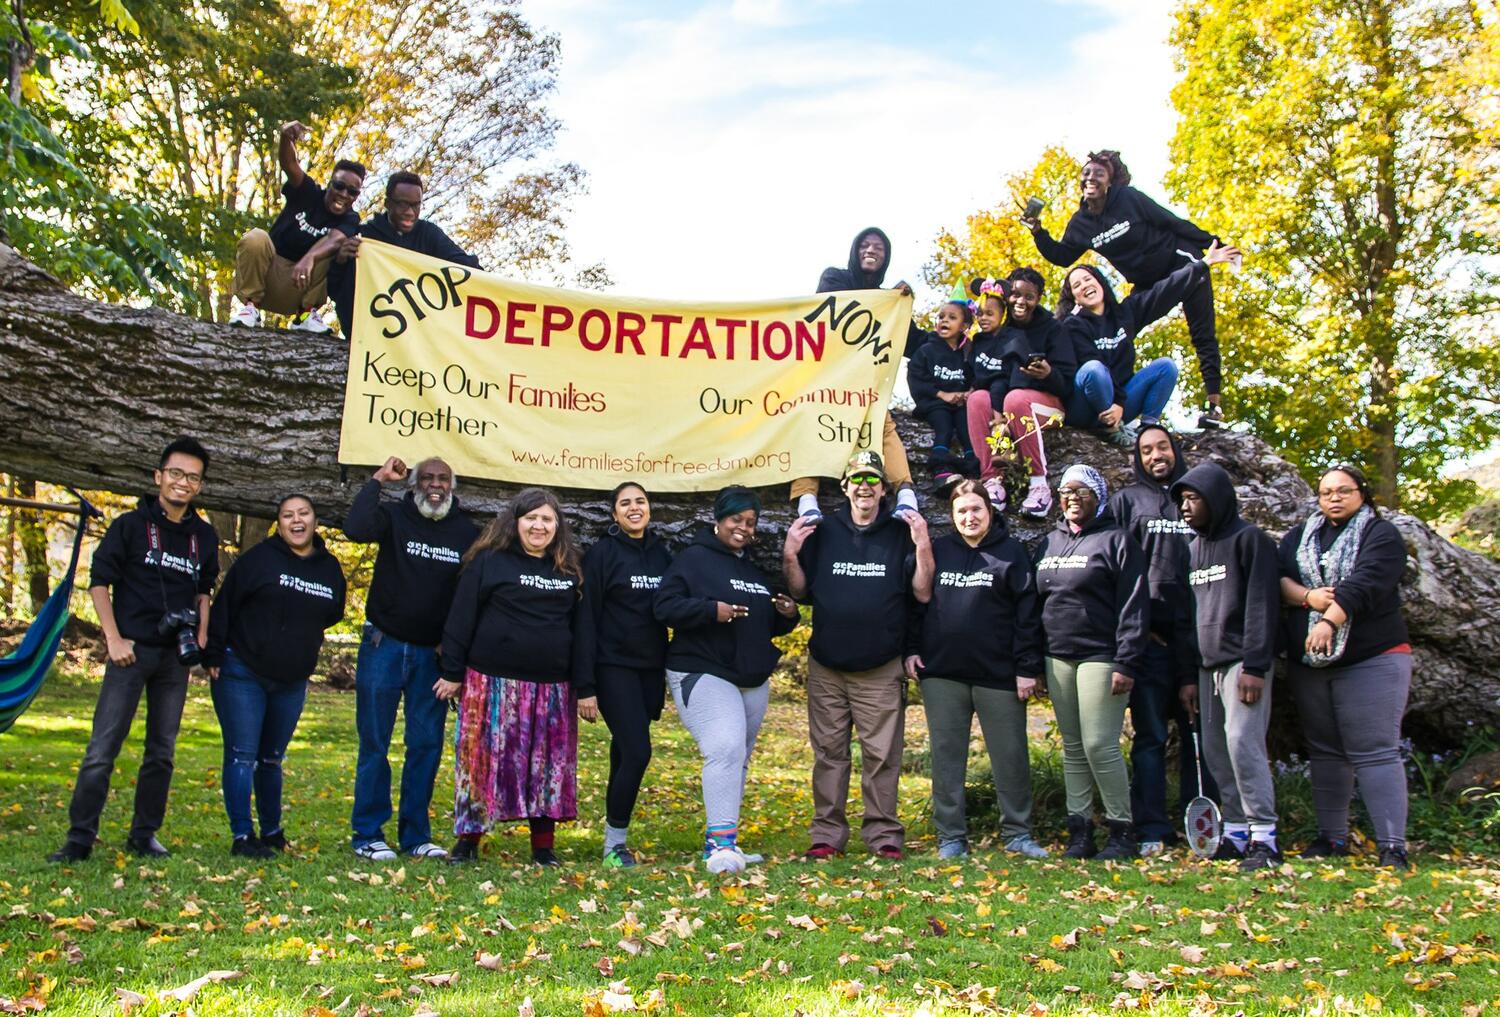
1096, 819, 1138, 861
47, 842, 91, 863
1378, 846, 1410, 871
531, 847, 560, 867
447, 838, 479, 865
1300, 835, 1349, 859
231, 836, 274, 860
126, 835, 171, 858
259, 829, 288, 853
1197, 404, 1225, 429
1062, 814, 1097, 859
1240, 840, 1282, 871
1212, 838, 1246, 861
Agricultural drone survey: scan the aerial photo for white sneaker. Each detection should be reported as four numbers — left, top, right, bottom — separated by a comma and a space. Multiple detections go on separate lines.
354, 840, 397, 861
1139, 840, 1166, 858
705, 846, 747, 875
408, 842, 449, 860
230, 302, 261, 328
983, 476, 1007, 511
289, 307, 333, 334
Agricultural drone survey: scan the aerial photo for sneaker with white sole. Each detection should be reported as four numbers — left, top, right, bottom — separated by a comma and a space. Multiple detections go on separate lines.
230, 302, 261, 328
1019, 484, 1052, 518
1138, 840, 1166, 858
1107, 424, 1140, 449
289, 308, 333, 334
983, 476, 1007, 511
1005, 835, 1051, 859
937, 839, 970, 860
705, 846, 747, 875
354, 840, 397, 861
408, 842, 449, 860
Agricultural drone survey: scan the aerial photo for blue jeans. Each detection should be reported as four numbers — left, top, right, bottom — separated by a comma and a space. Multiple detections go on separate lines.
210, 652, 308, 839
1066, 358, 1179, 428
350, 625, 448, 851
1128, 637, 1218, 841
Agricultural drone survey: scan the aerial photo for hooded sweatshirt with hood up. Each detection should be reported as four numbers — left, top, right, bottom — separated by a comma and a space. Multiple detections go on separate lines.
653, 528, 798, 688
907, 516, 1042, 689
89, 496, 220, 647
816, 226, 924, 359
1059, 260, 1207, 392
573, 526, 674, 696
1031, 184, 1219, 287
1033, 507, 1150, 680
1108, 428, 1198, 685
1169, 462, 1279, 678
795, 502, 915, 672
967, 308, 1077, 409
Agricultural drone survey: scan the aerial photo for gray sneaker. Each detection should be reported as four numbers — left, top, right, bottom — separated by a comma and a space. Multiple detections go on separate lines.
1004, 835, 1051, 859
1107, 423, 1140, 449
937, 839, 970, 860
354, 840, 397, 861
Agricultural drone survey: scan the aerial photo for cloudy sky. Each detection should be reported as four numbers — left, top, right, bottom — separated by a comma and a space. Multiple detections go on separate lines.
524, 0, 1182, 305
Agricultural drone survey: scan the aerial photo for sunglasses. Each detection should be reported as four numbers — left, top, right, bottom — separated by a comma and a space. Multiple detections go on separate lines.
329, 179, 362, 197
847, 473, 883, 486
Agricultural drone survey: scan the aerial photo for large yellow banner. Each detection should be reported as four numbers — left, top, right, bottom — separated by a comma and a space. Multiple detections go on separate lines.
337, 241, 911, 492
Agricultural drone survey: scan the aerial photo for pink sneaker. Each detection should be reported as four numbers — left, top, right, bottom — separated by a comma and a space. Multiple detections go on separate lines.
1020, 484, 1052, 518
983, 477, 1007, 510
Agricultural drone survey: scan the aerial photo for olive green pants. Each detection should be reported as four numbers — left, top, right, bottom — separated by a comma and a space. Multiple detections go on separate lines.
1046, 658, 1131, 823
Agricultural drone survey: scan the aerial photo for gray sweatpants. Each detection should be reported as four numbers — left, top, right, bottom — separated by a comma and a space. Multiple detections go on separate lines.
667, 670, 769, 840
1199, 662, 1277, 828
922, 677, 1034, 845
1289, 653, 1411, 849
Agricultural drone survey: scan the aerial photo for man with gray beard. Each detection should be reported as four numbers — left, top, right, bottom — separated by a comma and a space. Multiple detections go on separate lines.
345, 455, 478, 860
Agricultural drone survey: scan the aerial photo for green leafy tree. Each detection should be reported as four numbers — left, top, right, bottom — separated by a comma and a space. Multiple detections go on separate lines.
1167, 0, 1500, 517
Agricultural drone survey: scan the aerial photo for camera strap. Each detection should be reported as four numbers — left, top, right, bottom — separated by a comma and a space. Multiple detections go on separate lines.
145, 522, 201, 582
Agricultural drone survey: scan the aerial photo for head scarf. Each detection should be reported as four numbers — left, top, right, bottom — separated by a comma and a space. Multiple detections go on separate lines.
1060, 464, 1108, 518
713, 486, 761, 520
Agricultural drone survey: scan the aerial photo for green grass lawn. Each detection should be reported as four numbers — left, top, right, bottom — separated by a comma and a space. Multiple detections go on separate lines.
1, 667, 1497, 1016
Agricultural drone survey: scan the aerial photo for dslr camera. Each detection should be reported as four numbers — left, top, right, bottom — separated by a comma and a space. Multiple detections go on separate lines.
157, 608, 202, 666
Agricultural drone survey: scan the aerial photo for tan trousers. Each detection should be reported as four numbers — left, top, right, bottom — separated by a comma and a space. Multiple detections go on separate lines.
806, 656, 906, 851
791, 415, 912, 500
232, 228, 331, 315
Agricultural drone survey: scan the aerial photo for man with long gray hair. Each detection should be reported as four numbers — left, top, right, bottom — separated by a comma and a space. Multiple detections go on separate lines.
344, 455, 478, 860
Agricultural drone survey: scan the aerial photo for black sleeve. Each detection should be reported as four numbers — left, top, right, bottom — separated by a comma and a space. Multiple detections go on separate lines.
334, 210, 360, 238
1277, 527, 1303, 582
815, 268, 843, 293
1113, 533, 1151, 680
203, 558, 242, 668
438, 562, 487, 681
282, 174, 318, 203
1107, 492, 1133, 533
196, 522, 220, 596
1240, 531, 1281, 678
1331, 519, 1407, 621
571, 547, 606, 697
1039, 321, 1077, 400
652, 563, 718, 630
904, 321, 926, 361
1010, 553, 1044, 677
1030, 223, 1087, 267
1121, 260, 1207, 333
89, 514, 129, 589
343, 480, 393, 544
328, 568, 349, 629
1131, 187, 1217, 248
907, 344, 938, 402
425, 223, 482, 269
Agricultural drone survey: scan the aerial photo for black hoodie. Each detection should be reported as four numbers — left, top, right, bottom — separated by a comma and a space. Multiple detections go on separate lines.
1033, 508, 1150, 680
1108, 429, 1198, 685
330, 213, 483, 334
439, 544, 578, 683
968, 311, 1077, 409
1059, 260, 1206, 392
1170, 463, 1279, 677
795, 504, 915, 672
89, 497, 220, 646
653, 528, 798, 688
344, 479, 480, 647
204, 534, 347, 683
573, 527, 674, 695
816, 226, 924, 359
1031, 184, 1219, 286
906, 334, 972, 415
908, 520, 1042, 689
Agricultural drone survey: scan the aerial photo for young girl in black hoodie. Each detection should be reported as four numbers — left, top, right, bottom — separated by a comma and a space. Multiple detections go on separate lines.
960, 278, 1013, 509
906, 300, 975, 483
205, 494, 347, 858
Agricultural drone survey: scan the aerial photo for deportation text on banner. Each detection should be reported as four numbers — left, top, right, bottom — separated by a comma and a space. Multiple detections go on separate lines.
337, 241, 911, 492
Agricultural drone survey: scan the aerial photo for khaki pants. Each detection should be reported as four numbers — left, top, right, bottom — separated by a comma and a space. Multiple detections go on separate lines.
233, 228, 331, 315
806, 656, 906, 851
791, 416, 912, 500
1046, 657, 1131, 823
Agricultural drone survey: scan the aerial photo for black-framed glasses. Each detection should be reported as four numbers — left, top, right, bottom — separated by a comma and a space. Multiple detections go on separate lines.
387, 197, 420, 213
1318, 487, 1360, 500
162, 467, 203, 486
329, 179, 362, 197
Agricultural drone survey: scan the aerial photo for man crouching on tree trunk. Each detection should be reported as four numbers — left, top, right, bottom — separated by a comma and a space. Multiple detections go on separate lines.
49, 437, 220, 862
230, 120, 365, 335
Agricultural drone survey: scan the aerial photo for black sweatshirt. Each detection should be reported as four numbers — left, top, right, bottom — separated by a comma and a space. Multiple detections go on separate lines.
906, 334, 972, 415
1031, 184, 1219, 286
654, 528, 798, 688
1033, 508, 1150, 680
1060, 260, 1207, 392
330, 213, 483, 334
1277, 512, 1410, 666
89, 497, 219, 646
1107, 429, 1198, 685
1170, 463, 1279, 677
815, 225, 924, 359
968, 312, 1076, 409
343, 480, 479, 647
439, 544, 578, 683
573, 527, 674, 695
795, 505, 915, 672
204, 534, 347, 683
908, 521, 1042, 689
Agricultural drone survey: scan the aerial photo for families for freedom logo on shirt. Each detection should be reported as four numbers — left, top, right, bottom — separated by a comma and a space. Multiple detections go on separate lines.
1094, 328, 1129, 351
404, 539, 463, 565
279, 574, 337, 600
1189, 564, 1228, 587
1093, 221, 1131, 247
1146, 518, 1196, 536
939, 570, 993, 589
930, 365, 966, 383
520, 574, 575, 591
629, 575, 661, 590
1037, 554, 1090, 572
729, 578, 770, 597
831, 561, 887, 578
144, 550, 199, 578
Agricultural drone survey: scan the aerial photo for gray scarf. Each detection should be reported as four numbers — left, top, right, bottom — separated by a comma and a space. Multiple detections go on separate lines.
1294, 503, 1374, 667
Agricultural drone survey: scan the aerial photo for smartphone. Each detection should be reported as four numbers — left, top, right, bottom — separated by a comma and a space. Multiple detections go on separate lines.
1026, 351, 1046, 366
1023, 197, 1045, 219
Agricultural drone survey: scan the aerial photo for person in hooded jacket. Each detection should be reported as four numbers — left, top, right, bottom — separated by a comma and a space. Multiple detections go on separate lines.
966, 268, 1078, 517
1278, 465, 1412, 870
1035, 464, 1149, 860
1107, 426, 1215, 856
575, 483, 674, 868
783, 452, 934, 862
906, 300, 976, 483
1055, 238, 1238, 449
344, 455, 479, 863
905, 480, 1050, 860
654, 487, 800, 874
1171, 462, 1282, 871
204, 494, 347, 858
1022, 149, 1234, 427
793, 227, 921, 521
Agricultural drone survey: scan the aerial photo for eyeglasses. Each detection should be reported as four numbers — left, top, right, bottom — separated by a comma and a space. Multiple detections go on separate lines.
387, 197, 420, 212
847, 473, 883, 487
329, 179, 362, 197
1057, 486, 1093, 500
162, 467, 203, 486
1318, 487, 1360, 500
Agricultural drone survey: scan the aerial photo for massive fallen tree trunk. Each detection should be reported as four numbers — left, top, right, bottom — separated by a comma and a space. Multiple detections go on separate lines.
2, 242, 1497, 746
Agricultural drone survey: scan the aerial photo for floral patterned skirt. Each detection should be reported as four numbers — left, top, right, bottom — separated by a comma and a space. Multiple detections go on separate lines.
453, 668, 577, 834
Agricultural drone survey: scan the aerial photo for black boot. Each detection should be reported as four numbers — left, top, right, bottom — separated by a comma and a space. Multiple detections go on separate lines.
47, 842, 91, 863
1097, 819, 1137, 860
1063, 814, 1097, 859
447, 836, 480, 865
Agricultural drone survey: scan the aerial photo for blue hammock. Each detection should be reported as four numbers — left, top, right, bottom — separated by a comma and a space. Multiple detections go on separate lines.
0, 492, 98, 734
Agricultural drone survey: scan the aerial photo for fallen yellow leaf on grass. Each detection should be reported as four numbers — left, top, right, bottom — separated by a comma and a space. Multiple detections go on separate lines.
162, 969, 243, 1002
475, 951, 503, 970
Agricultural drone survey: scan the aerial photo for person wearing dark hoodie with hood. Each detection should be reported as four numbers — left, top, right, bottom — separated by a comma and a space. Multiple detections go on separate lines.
906, 300, 976, 482
204, 494, 347, 858
793, 227, 921, 522
50, 437, 220, 864
654, 487, 800, 875
1108, 427, 1214, 856
344, 454, 479, 863
574, 483, 674, 869
1035, 464, 1149, 860
1022, 150, 1235, 427
1171, 462, 1281, 871
905, 480, 1050, 860
783, 452, 934, 862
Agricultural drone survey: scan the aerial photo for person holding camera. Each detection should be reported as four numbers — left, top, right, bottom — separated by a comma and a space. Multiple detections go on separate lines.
49, 438, 220, 862
203, 495, 347, 858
